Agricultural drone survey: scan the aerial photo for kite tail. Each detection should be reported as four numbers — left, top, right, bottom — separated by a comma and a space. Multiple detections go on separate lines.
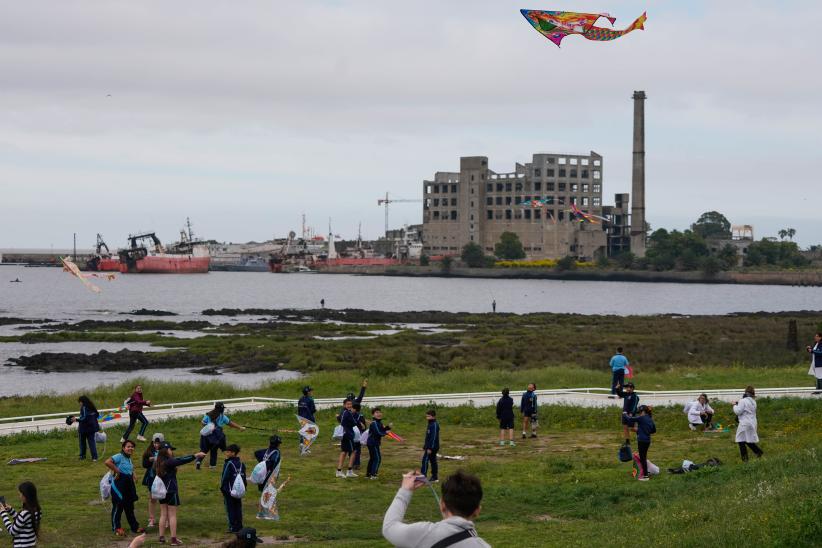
583, 12, 647, 42
631, 12, 647, 31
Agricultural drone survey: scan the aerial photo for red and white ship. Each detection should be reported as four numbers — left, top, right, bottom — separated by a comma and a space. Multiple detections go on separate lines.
118, 220, 210, 274
86, 234, 121, 272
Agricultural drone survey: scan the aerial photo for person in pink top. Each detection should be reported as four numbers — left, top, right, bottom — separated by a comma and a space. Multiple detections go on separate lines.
122, 384, 152, 442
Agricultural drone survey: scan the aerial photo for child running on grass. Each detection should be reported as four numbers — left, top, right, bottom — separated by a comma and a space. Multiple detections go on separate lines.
365, 407, 391, 479
122, 384, 151, 443
623, 405, 656, 481
421, 409, 440, 483
615, 382, 639, 445
220, 444, 247, 534
254, 436, 282, 519
520, 384, 538, 439
496, 388, 515, 446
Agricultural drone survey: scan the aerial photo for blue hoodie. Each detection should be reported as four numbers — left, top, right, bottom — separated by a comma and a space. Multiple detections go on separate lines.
624, 414, 656, 442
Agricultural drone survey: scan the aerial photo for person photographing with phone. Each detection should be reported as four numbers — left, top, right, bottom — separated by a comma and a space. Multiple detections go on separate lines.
382, 470, 490, 547
0, 481, 42, 547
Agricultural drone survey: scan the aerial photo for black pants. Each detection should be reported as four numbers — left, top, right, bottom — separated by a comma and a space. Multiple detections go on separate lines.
123, 412, 148, 439
611, 370, 625, 395
366, 444, 382, 477
816, 377, 822, 390
353, 442, 362, 467
738, 442, 763, 461
223, 494, 243, 532
637, 440, 651, 477
198, 435, 225, 467
421, 450, 438, 480
79, 431, 98, 459
111, 479, 140, 532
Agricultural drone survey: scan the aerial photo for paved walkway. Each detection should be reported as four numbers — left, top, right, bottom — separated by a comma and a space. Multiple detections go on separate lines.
1, 387, 817, 437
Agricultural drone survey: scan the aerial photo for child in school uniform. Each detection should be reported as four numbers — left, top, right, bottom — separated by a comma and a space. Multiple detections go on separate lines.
105, 439, 145, 537
496, 388, 515, 446
220, 444, 248, 534
420, 409, 440, 483
365, 407, 391, 479
254, 436, 282, 519
615, 382, 640, 445
351, 402, 367, 470
623, 405, 656, 481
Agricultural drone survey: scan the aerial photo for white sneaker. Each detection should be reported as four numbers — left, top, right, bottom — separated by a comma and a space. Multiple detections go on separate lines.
335, 470, 346, 478
638, 476, 650, 482
688, 424, 697, 431
346, 470, 358, 478
137, 435, 147, 442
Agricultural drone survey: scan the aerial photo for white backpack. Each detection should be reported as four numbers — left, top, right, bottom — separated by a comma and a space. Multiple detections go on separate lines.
359, 429, 370, 446
151, 475, 167, 500
230, 463, 246, 498
95, 431, 107, 444
331, 424, 343, 440
200, 422, 216, 437
99, 471, 112, 500
250, 461, 268, 485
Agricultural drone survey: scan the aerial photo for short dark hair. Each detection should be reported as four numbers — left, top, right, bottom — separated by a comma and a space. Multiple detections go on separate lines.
502, 388, 509, 396
617, 346, 623, 353
226, 443, 241, 453
371, 407, 382, 414
441, 470, 483, 518
426, 409, 436, 417
352, 403, 361, 411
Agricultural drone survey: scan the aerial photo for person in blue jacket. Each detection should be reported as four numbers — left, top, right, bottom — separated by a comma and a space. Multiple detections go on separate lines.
254, 436, 282, 519
615, 382, 640, 445
365, 407, 391, 479
807, 332, 822, 393
105, 439, 145, 537
420, 409, 440, 482
196, 402, 245, 470
609, 347, 630, 396
220, 443, 247, 534
623, 405, 656, 481
496, 388, 515, 447
520, 384, 538, 439
335, 398, 359, 478
297, 386, 316, 422
154, 441, 207, 546
72, 395, 100, 461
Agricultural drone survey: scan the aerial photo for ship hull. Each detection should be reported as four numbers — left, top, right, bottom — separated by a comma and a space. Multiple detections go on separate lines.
87, 257, 121, 272
119, 255, 210, 274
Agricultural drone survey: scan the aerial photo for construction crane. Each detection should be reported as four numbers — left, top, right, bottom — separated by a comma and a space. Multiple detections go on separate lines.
377, 192, 422, 236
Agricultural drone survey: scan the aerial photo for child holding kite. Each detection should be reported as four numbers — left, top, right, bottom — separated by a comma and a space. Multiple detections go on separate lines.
220, 444, 247, 534
122, 384, 151, 443
420, 409, 440, 483
622, 405, 656, 481
253, 436, 282, 519
105, 439, 145, 537
153, 441, 207, 546
196, 402, 246, 470
365, 407, 391, 479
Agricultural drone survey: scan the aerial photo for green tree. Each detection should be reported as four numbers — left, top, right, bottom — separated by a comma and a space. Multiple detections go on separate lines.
743, 239, 810, 268
615, 252, 635, 269
717, 244, 739, 269
460, 242, 486, 268
787, 228, 796, 241
701, 255, 722, 277
778, 229, 788, 241
494, 231, 526, 260
691, 211, 731, 240
555, 256, 577, 271
596, 255, 611, 269
440, 256, 453, 273
419, 254, 430, 266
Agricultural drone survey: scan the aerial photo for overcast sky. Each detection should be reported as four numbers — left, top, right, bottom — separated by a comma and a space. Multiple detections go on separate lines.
1, 0, 820, 248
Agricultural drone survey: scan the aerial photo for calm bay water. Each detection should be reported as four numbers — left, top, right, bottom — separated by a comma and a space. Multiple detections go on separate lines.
1, 266, 819, 397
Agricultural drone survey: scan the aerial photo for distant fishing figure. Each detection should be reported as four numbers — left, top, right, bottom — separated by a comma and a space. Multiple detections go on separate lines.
492, 299, 496, 313
320, 298, 325, 309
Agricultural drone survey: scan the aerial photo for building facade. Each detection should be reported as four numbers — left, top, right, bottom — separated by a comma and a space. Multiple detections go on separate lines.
422, 152, 629, 260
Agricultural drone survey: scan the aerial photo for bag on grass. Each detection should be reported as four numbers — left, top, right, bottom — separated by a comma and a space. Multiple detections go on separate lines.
618, 443, 632, 463
230, 464, 246, 499
151, 475, 167, 500
332, 424, 343, 440
99, 471, 112, 500
250, 461, 268, 485
200, 422, 216, 437
95, 431, 107, 444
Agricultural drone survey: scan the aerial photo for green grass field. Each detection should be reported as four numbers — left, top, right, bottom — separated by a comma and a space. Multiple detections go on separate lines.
1, 400, 821, 547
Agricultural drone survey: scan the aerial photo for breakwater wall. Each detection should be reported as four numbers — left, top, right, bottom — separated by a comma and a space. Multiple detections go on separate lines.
319, 265, 822, 286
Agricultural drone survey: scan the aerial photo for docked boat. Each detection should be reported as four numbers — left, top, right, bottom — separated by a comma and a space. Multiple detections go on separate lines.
86, 234, 121, 272
118, 220, 210, 274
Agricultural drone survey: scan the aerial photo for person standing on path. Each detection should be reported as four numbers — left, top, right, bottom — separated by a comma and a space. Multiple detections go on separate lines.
733, 386, 763, 461
492, 300, 496, 313
806, 332, 822, 394
609, 347, 630, 397
496, 389, 515, 446
122, 384, 151, 443
320, 298, 325, 309
520, 384, 538, 439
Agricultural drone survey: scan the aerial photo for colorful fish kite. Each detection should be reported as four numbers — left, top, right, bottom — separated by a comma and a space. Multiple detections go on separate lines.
520, 10, 646, 47
386, 431, 404, 443
260, 475, 291, 521
296, 415, 319, 456
567, 203, 610, 224
61, 256, 115, 292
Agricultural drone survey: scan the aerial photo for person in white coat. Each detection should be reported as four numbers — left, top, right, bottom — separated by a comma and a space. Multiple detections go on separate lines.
685, 394, 715, 431
806, 332, 822, 394
732, 386, 763, 461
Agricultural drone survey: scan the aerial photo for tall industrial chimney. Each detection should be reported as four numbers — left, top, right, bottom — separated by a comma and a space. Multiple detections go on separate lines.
630, 90, 647, 258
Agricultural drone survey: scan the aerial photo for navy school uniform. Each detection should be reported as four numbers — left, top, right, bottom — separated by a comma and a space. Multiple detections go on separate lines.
253, 447, 281, 491
110, 452, 140, 533
420, 419, 440, 480
366, 418, 391, 477
297, 395, 317, 422
141, 449, 159, 491
496, 395, 515, 429
520, 390, 538, 418
220, 456, 247, 533
352, 411, 367, 467
339, 409, 358, 455
77, 404, 100, 459
198, 413, 230, 467
157, 455, 197, 506
616, 386, 640, 426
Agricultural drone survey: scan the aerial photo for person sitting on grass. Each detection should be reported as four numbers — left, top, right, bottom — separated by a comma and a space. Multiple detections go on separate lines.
623, 405, 656, 481
685, 393, 715, 432
0, 481, 41, 547
520, 384, 538, 439
382, 470, 490, 547
615, 382, 639, 445
496, 388, 515, 446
